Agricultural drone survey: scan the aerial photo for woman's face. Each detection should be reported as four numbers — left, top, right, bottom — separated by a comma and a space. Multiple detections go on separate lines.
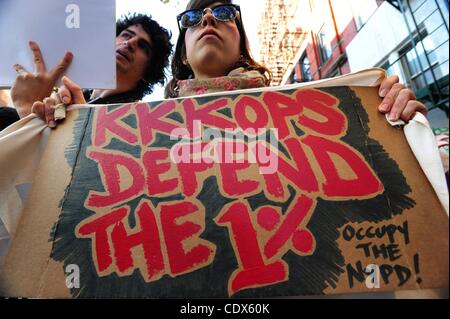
184, 2, 241, 79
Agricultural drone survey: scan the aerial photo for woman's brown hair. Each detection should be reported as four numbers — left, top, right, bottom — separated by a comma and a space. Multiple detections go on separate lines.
165, 0, 271, 98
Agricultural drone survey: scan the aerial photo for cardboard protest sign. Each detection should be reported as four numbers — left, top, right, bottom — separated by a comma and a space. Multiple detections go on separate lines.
0, 0, 116, 89
0, 82, 448, 298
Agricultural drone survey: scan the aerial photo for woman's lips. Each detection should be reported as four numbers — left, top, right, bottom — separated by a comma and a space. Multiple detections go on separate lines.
199, 29, 221, 41
201, 34, 220, 40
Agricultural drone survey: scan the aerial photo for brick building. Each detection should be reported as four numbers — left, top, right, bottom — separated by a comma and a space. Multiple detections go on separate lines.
257, 0, 308, 85
257, 0, 449, 129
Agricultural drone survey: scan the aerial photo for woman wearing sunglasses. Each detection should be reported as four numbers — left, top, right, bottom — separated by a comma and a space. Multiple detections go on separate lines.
166, 0, 427, 123
165, 0, 271, 98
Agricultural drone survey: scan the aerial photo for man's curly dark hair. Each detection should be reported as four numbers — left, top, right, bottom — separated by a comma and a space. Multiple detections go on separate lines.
116, 13, 172, 99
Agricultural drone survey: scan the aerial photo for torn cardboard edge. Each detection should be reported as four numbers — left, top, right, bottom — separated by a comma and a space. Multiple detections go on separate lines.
0, 68, 447, 255
0, 85, 448, 298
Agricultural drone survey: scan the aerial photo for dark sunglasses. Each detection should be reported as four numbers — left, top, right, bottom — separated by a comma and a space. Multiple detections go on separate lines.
177, 4, 240, 30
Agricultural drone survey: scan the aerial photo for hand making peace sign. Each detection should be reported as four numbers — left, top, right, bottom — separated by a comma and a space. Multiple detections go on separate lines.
10, 41, 73, 118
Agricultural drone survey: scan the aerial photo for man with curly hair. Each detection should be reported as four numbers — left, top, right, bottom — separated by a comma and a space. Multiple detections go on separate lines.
5, 13, 172, 129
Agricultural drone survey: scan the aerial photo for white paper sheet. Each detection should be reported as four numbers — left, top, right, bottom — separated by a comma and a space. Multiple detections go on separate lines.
0, 0, 116, 89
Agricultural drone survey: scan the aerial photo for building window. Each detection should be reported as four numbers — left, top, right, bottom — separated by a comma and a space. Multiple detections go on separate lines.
398, 30, 448, 93
308, 0, 315, 12
381, 0, 449, 129
328, 67, 341, 78
350, 0, 378, 30
318, 25, 333, 64
300, 54, 313, 82
288, 71, 296, 84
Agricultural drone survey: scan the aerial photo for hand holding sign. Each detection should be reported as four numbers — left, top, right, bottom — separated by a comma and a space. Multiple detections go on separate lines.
58, 76, 86, 106
11, 41, 73, 118
31, 76, 86, 128
377, 75, 428, 122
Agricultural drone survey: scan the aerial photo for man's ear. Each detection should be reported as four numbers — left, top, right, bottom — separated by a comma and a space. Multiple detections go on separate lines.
141, 58, 152, 83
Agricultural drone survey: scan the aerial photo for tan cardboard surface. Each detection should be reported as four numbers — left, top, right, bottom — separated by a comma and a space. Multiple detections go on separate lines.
0, 85, 447, 298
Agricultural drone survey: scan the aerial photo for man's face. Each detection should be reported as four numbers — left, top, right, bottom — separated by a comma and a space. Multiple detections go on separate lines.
115, 24, 152, 86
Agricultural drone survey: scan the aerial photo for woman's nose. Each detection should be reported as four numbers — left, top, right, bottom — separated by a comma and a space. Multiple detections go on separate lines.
201, 8, 217, 27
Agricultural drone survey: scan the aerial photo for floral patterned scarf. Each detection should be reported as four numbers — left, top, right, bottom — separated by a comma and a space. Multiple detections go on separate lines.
177, 68, 267, 97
